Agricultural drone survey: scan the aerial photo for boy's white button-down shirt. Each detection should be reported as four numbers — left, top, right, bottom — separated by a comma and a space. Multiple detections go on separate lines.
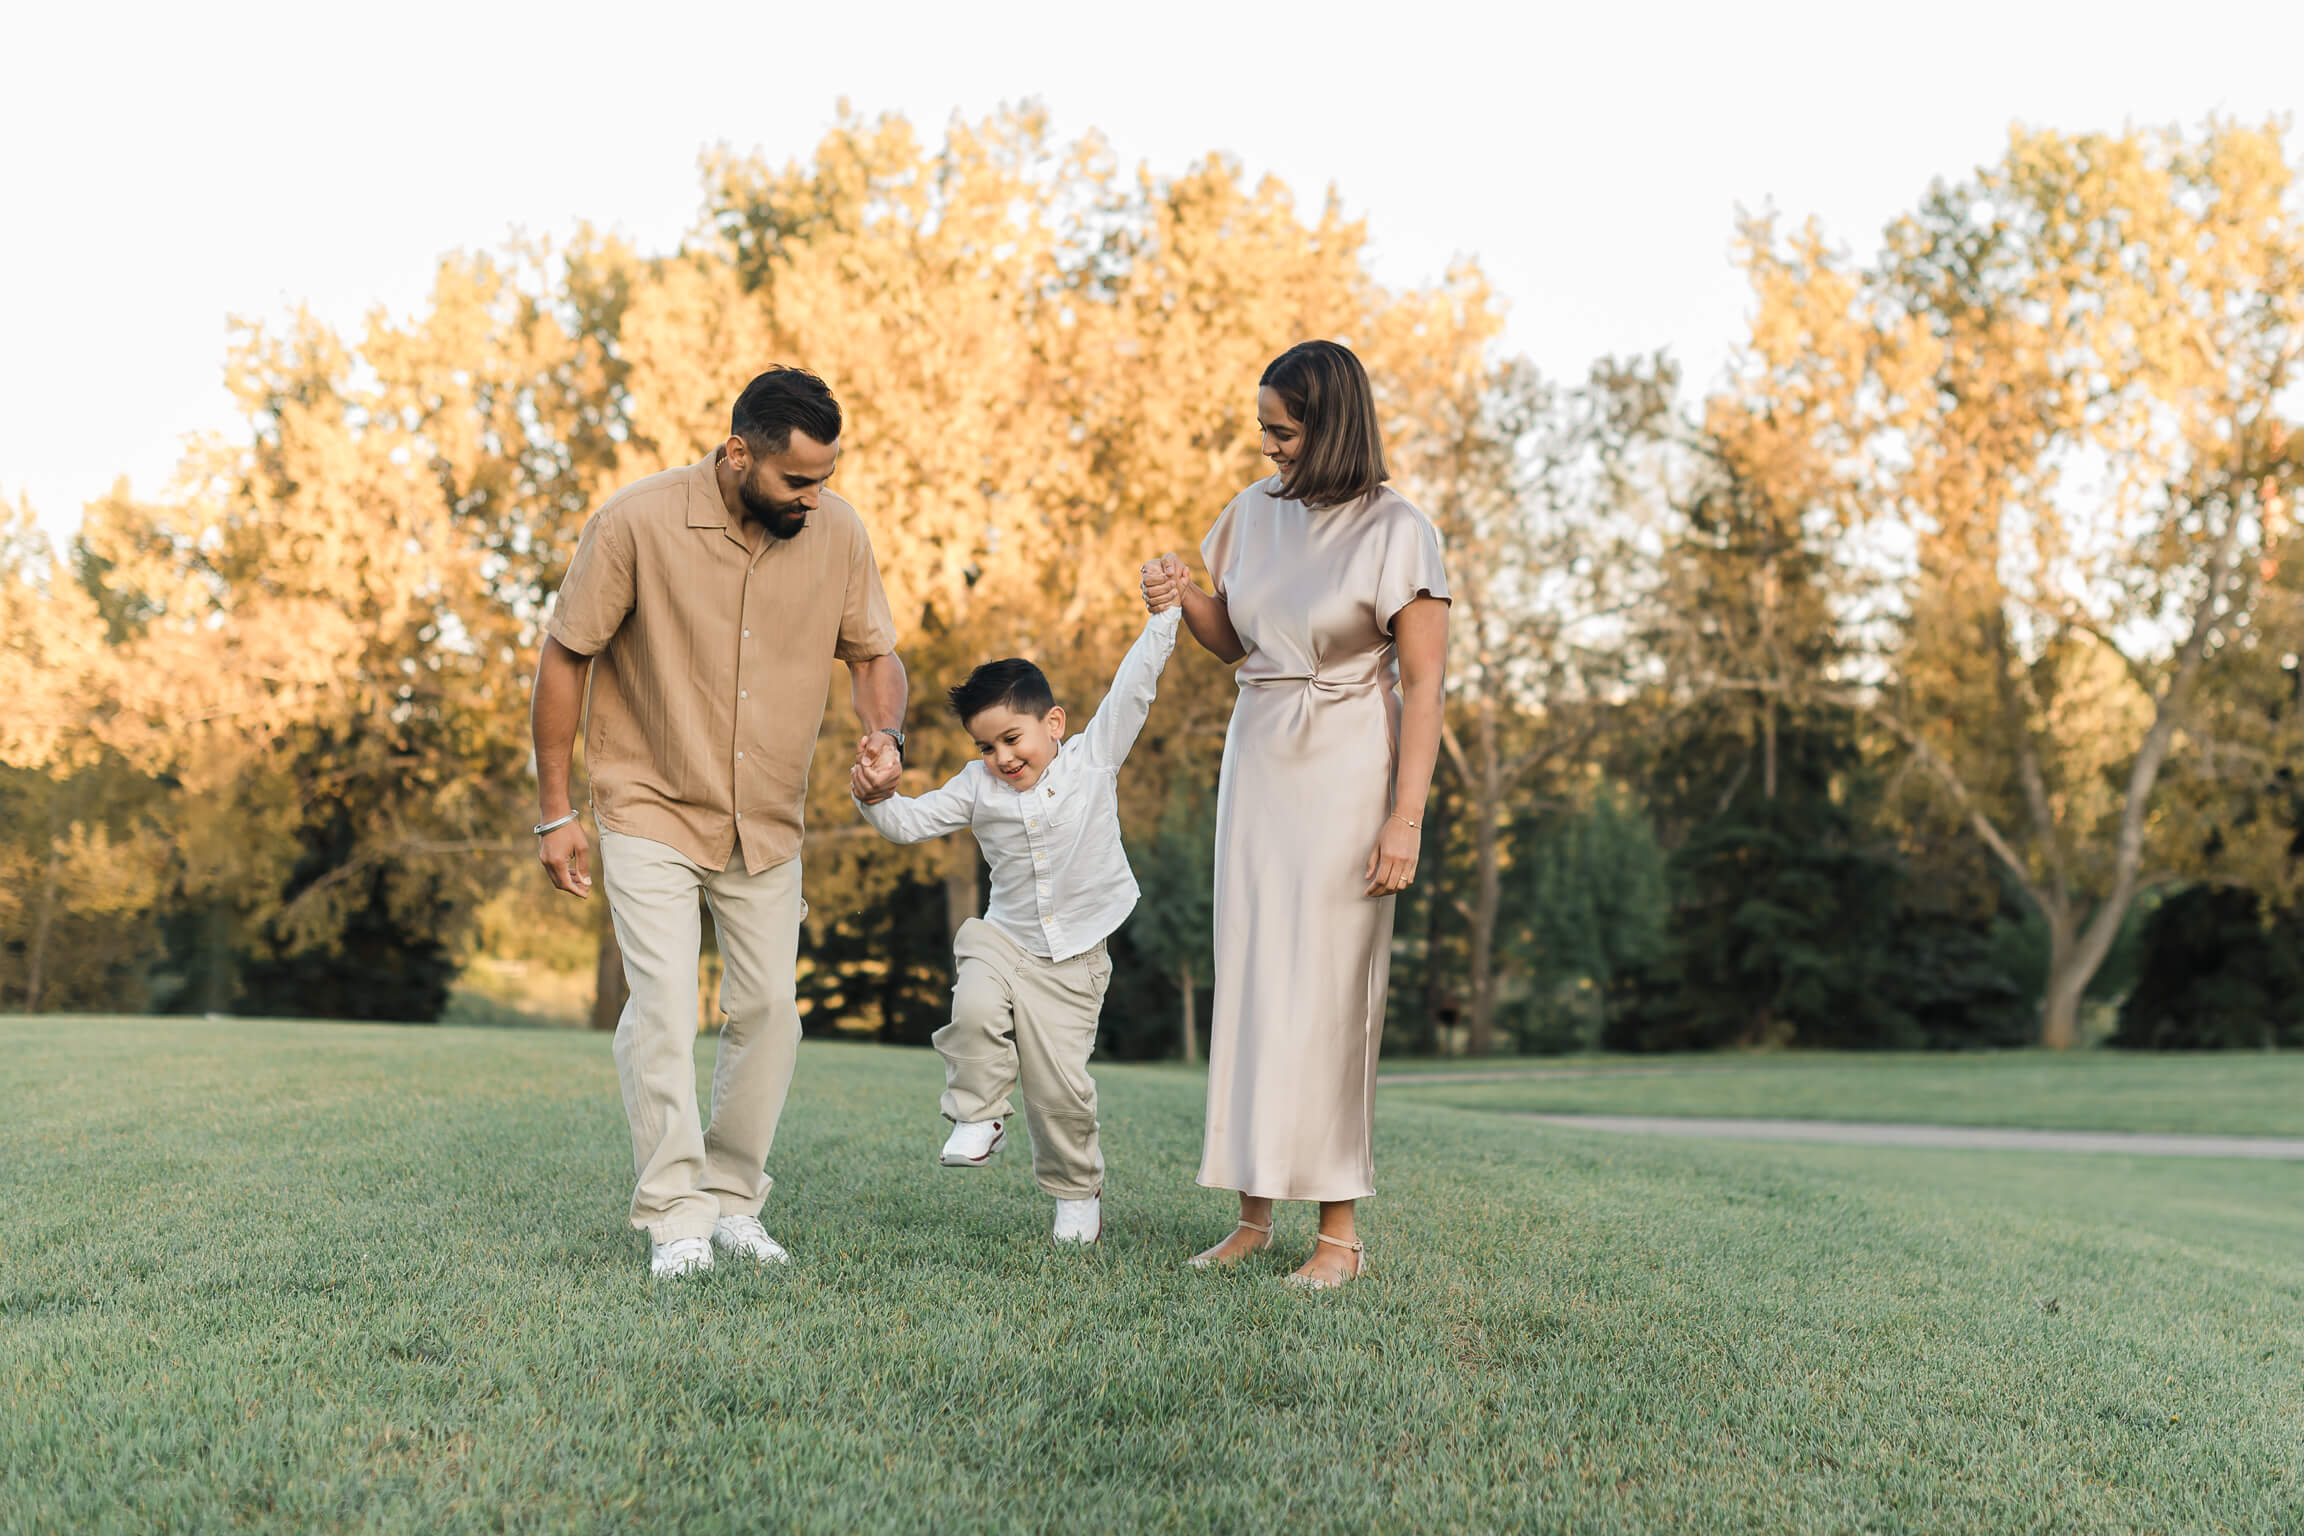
854, 610, 1181, 962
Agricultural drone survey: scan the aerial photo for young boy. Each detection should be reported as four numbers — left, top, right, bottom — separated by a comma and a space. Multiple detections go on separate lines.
850, 588, 1182, 1245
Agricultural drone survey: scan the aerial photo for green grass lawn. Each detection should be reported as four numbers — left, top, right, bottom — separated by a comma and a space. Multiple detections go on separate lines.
4, 1019, 2300, 1533
1382, 1050, 2304, 1137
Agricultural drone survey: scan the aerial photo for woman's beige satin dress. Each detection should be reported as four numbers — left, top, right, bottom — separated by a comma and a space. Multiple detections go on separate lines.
1196, 478, 1450, 1201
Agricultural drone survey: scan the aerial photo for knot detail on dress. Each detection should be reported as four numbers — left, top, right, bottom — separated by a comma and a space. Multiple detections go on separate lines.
1238, 671, 1383, 695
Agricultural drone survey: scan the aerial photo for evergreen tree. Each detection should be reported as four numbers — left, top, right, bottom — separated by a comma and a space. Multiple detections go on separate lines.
794, 870, 953, 1046
1612, 715, 1904, 1050
1871, 910, 2034, 1050
2111, 886, 2304, 1050
1504, 785, 1669, 1053
228, 798, 459, 1025
1122, 772, 1217, 1062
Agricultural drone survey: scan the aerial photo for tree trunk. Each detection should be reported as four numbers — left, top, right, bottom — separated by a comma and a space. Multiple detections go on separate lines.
22, 842, 63, 1013
1997, 688, 2176, 1050
1419, 771, 1455, 1054
2039, 966, 2086, 1052
1178, 959, 1198, 1064
1761, 695, 1778, 802
2038, 906, 2088, 1050
698, 949, 724, 1032
1466, 815, 1502, 1056
1465, 702, 1505, 1056
196, 900, 235, 1015
943, 833, 981, 942
589, 848, 627, 1031
1759, 553, 1779, 801
1889, 476, 2243, 1054
2037, 888, 2136, 1050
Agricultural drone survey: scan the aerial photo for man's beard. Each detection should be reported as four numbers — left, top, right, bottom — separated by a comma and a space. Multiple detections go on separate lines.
737, 477, 808, 540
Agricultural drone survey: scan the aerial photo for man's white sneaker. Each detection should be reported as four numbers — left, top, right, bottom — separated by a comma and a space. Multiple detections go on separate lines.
1052, 1194, 1102, 1245
711, 1213, 790, 1265
940, 1119, 1006, 1167
649, 1236, 713, 1279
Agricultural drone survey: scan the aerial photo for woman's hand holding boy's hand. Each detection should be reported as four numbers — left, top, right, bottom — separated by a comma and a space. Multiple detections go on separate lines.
1140, 553, 1192, 613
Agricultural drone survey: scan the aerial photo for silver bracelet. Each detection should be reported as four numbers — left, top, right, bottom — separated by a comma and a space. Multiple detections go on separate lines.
533, 810, 581, 837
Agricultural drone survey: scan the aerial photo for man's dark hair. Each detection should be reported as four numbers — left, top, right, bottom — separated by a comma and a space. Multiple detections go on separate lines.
732, 367, 842, 454
948, 658, 1058, 729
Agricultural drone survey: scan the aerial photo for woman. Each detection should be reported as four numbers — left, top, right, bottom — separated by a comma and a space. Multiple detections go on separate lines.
1141, 339, 1448, 1289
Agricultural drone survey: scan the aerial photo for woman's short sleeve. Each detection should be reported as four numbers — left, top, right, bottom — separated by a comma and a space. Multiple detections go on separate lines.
1376, 505, 1451, 635
1200, 489, 1249, 600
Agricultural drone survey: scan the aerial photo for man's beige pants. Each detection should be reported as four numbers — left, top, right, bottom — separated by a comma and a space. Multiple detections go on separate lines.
599, 830, 804, 1245
936, 917, 1111, 1200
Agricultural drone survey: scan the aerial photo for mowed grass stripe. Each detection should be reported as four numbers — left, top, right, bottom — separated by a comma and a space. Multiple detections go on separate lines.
1383, 1050, 2304, 1137
1, 1019, 2299, 1534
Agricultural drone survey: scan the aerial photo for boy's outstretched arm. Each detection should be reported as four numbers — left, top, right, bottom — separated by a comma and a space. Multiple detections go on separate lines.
853, 764, 977, 845
1078, 607, 1183, 771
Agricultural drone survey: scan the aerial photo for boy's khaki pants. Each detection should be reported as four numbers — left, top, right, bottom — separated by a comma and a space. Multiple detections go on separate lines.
599, 830, 805, 1245
935, 917, 1111, 1199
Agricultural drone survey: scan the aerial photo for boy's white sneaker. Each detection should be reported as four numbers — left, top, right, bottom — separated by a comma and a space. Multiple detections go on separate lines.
1052, 1194, 1102, 1245
711, 1213, 790, 1265
649, 1236, 713, 1279
940, 1119, 1006, 1167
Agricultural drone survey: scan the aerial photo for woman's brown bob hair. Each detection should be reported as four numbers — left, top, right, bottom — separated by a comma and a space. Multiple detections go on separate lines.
1260, 340, 1388, 508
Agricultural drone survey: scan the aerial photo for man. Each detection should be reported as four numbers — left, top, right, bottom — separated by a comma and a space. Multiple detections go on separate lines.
530, 367, 909, 1278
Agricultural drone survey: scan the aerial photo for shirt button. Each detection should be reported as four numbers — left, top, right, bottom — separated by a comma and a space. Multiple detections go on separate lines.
736, 751, 744, 760
735, 812, 743, 821
742, 629, 751, 638
740, 689, 749, 699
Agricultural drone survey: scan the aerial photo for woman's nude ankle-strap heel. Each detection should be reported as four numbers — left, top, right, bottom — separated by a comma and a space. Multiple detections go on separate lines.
1188, 1216, 1273, 1269
1285, 1231, 1366, 1290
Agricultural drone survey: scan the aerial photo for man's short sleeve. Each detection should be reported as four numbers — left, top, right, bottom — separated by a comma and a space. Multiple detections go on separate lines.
545, 504, 636, 657
836, 524, 899, 663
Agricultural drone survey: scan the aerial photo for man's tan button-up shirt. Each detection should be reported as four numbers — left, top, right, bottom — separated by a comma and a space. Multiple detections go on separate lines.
545, 452, 898, 875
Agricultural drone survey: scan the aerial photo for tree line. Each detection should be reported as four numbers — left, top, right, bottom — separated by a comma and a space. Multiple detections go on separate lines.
4, 111, 2300, 1055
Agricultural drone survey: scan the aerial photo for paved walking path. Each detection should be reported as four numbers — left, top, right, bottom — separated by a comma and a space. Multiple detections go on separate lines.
1515, 1113, 2304, 1160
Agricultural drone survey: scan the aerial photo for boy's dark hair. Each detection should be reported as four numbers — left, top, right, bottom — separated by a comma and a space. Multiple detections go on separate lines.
732, 367, 842, 454
948, 658, 1058, 728
1260, 339, 1388, 508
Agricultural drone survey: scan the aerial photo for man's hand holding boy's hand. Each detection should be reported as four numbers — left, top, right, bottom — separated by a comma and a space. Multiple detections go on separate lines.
852, 731, 903, 804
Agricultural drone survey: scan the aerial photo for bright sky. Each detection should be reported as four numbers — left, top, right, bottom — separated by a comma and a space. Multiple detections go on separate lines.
5, 0, 2298, 538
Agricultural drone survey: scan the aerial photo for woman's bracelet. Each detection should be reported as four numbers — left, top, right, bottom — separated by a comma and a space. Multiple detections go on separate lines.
534, 810, 581, 837
1389, 812, 1420, 830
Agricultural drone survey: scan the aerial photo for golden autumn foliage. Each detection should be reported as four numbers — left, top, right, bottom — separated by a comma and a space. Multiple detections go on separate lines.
0, 107, 1500, 1021
1728, 120, 2304, 1046
7, 112, 2300, 1052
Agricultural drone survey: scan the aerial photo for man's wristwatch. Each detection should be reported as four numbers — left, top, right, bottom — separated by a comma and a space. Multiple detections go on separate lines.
880, 727, 906, 761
